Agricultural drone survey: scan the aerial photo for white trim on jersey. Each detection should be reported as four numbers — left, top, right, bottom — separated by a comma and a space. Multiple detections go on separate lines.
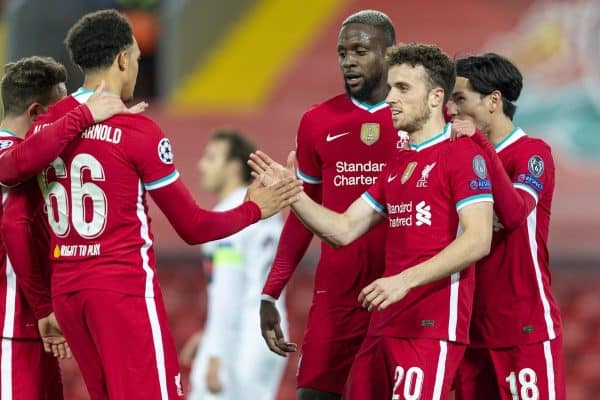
455, 193, 494, 211
410, 124, 451, 152
297, 169, 322, 184
526, 211, 556, 340
350, 97, 389, 113
543, 340, 557, 400
135, 181, 169, 400
361, 192, 386, 215
514, 183, 539, 205
1, 256, 17, 400
448, 272, 460, 341
144, 171, 180, 191
495, 127, 526, 154
72, 87, 94, 104
431, 340, 448, 400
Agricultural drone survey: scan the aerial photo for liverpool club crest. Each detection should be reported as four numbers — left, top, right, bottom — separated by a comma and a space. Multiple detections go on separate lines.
360, 123, 380, 146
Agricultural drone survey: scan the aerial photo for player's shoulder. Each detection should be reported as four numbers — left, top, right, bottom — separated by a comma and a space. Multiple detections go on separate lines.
303, 94, 350, 119
108, 113, 165, 139
516, 134, 553, 155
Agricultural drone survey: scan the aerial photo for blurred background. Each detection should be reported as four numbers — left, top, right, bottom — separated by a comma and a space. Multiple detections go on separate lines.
2, 0, 599, 398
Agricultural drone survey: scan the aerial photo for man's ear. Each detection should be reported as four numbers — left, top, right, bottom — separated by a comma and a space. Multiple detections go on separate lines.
430, 87, 445, 108
117, 49, 129, 71
26, 102, 48, 122
487, 90, 502, 113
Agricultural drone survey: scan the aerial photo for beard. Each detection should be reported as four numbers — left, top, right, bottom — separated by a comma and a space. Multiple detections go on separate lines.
396, 96, 431, 133
344, 74, 381, 103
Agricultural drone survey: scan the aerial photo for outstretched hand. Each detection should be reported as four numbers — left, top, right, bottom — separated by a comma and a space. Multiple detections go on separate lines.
245, 174, 302, 219
85, 80, 148, 123
248, 150, 296, 187
260, 300, 297, 357
450, 118, 477, 142
38, 312, 72, 359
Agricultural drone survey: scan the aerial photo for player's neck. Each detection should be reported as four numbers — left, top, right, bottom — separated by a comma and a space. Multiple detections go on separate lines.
488, 116, 515, 146
408, 115, 447, 146
81, 72, 122, 98
363, 84, 391, 105
0, 115, 31, 139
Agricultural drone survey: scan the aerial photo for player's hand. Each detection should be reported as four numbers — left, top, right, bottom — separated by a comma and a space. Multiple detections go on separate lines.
206, 357, 223, 394
450, 118, 477, 141
246, 175, 302, 219
260, 300, 297, 357
85, 80, 148, 123
493, 213, 504, 232
37, 312, 72, 360
248, 150, 296, 187
359, 274, 412, 311
179, 330, 203, 367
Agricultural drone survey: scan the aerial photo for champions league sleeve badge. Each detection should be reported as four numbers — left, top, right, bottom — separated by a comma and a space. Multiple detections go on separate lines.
472, 155, 487, 178
158, 138, 174, 164
528, 155, 544, 177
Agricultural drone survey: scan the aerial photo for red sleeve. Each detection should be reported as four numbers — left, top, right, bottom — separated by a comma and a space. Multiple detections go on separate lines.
0, 104, 94, 187
507, 139, 552, 209
469, 132, 531, 230
149, 179, 260, 245
1, 181, 52, 320
124, 117, 260, 244
261, 183, 321, 299
446, 140, 494, 211
295, 111, 322, 184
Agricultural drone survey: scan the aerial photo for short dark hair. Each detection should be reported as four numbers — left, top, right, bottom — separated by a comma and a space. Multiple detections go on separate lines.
456, 53, 523, 120
342, 10, 396, 47
1, 56, 67, 116
385, 43, 455, 104
211, 128, 257, 184
65, 9, 133, 71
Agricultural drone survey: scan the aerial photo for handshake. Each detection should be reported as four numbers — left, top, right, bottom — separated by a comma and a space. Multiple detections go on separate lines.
244, 150, 303, 219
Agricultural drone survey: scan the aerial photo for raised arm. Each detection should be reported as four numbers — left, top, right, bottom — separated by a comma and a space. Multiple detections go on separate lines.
149, 176, 301, 245
452, 120, 533, 230
0, 81, 147, 187
249, 150, 382, 248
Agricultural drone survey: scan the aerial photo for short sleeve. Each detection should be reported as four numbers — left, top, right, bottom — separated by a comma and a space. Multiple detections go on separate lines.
125, 117, 179, 191
447, 142, 494, 211
295, 111, 322, 185
361, 163, 392, 215
510, 142, 553, 205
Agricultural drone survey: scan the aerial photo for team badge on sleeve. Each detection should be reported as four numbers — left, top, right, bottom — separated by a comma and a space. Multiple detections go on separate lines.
0, 140, 14, 150
528, 155, 544, 177
158, 138, 174, 164
472, 155, 487, 178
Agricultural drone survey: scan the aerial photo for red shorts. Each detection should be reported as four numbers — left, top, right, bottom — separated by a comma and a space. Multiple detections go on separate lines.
0, 338, 62, 399
53, 290, 183, 400
454, 336, 566, 400
297, 303, 371, 394
343, 336, 465, 400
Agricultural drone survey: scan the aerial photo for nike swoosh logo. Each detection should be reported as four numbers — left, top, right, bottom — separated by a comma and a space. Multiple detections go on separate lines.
326, 132, 350, 142
387, 174, 397, 183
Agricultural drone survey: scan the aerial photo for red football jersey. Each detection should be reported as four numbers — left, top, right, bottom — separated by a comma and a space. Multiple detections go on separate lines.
363, 125, 493, 344
33, 89, 178, 298
470, 128, 561, 347
295, 94, 399, 306
0, 131, 39, 339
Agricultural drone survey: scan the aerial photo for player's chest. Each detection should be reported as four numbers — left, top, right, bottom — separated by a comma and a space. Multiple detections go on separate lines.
316, 118, 398, 166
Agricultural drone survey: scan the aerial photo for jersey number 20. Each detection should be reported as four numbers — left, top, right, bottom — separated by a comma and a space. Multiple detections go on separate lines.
39, 154, 107, 239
